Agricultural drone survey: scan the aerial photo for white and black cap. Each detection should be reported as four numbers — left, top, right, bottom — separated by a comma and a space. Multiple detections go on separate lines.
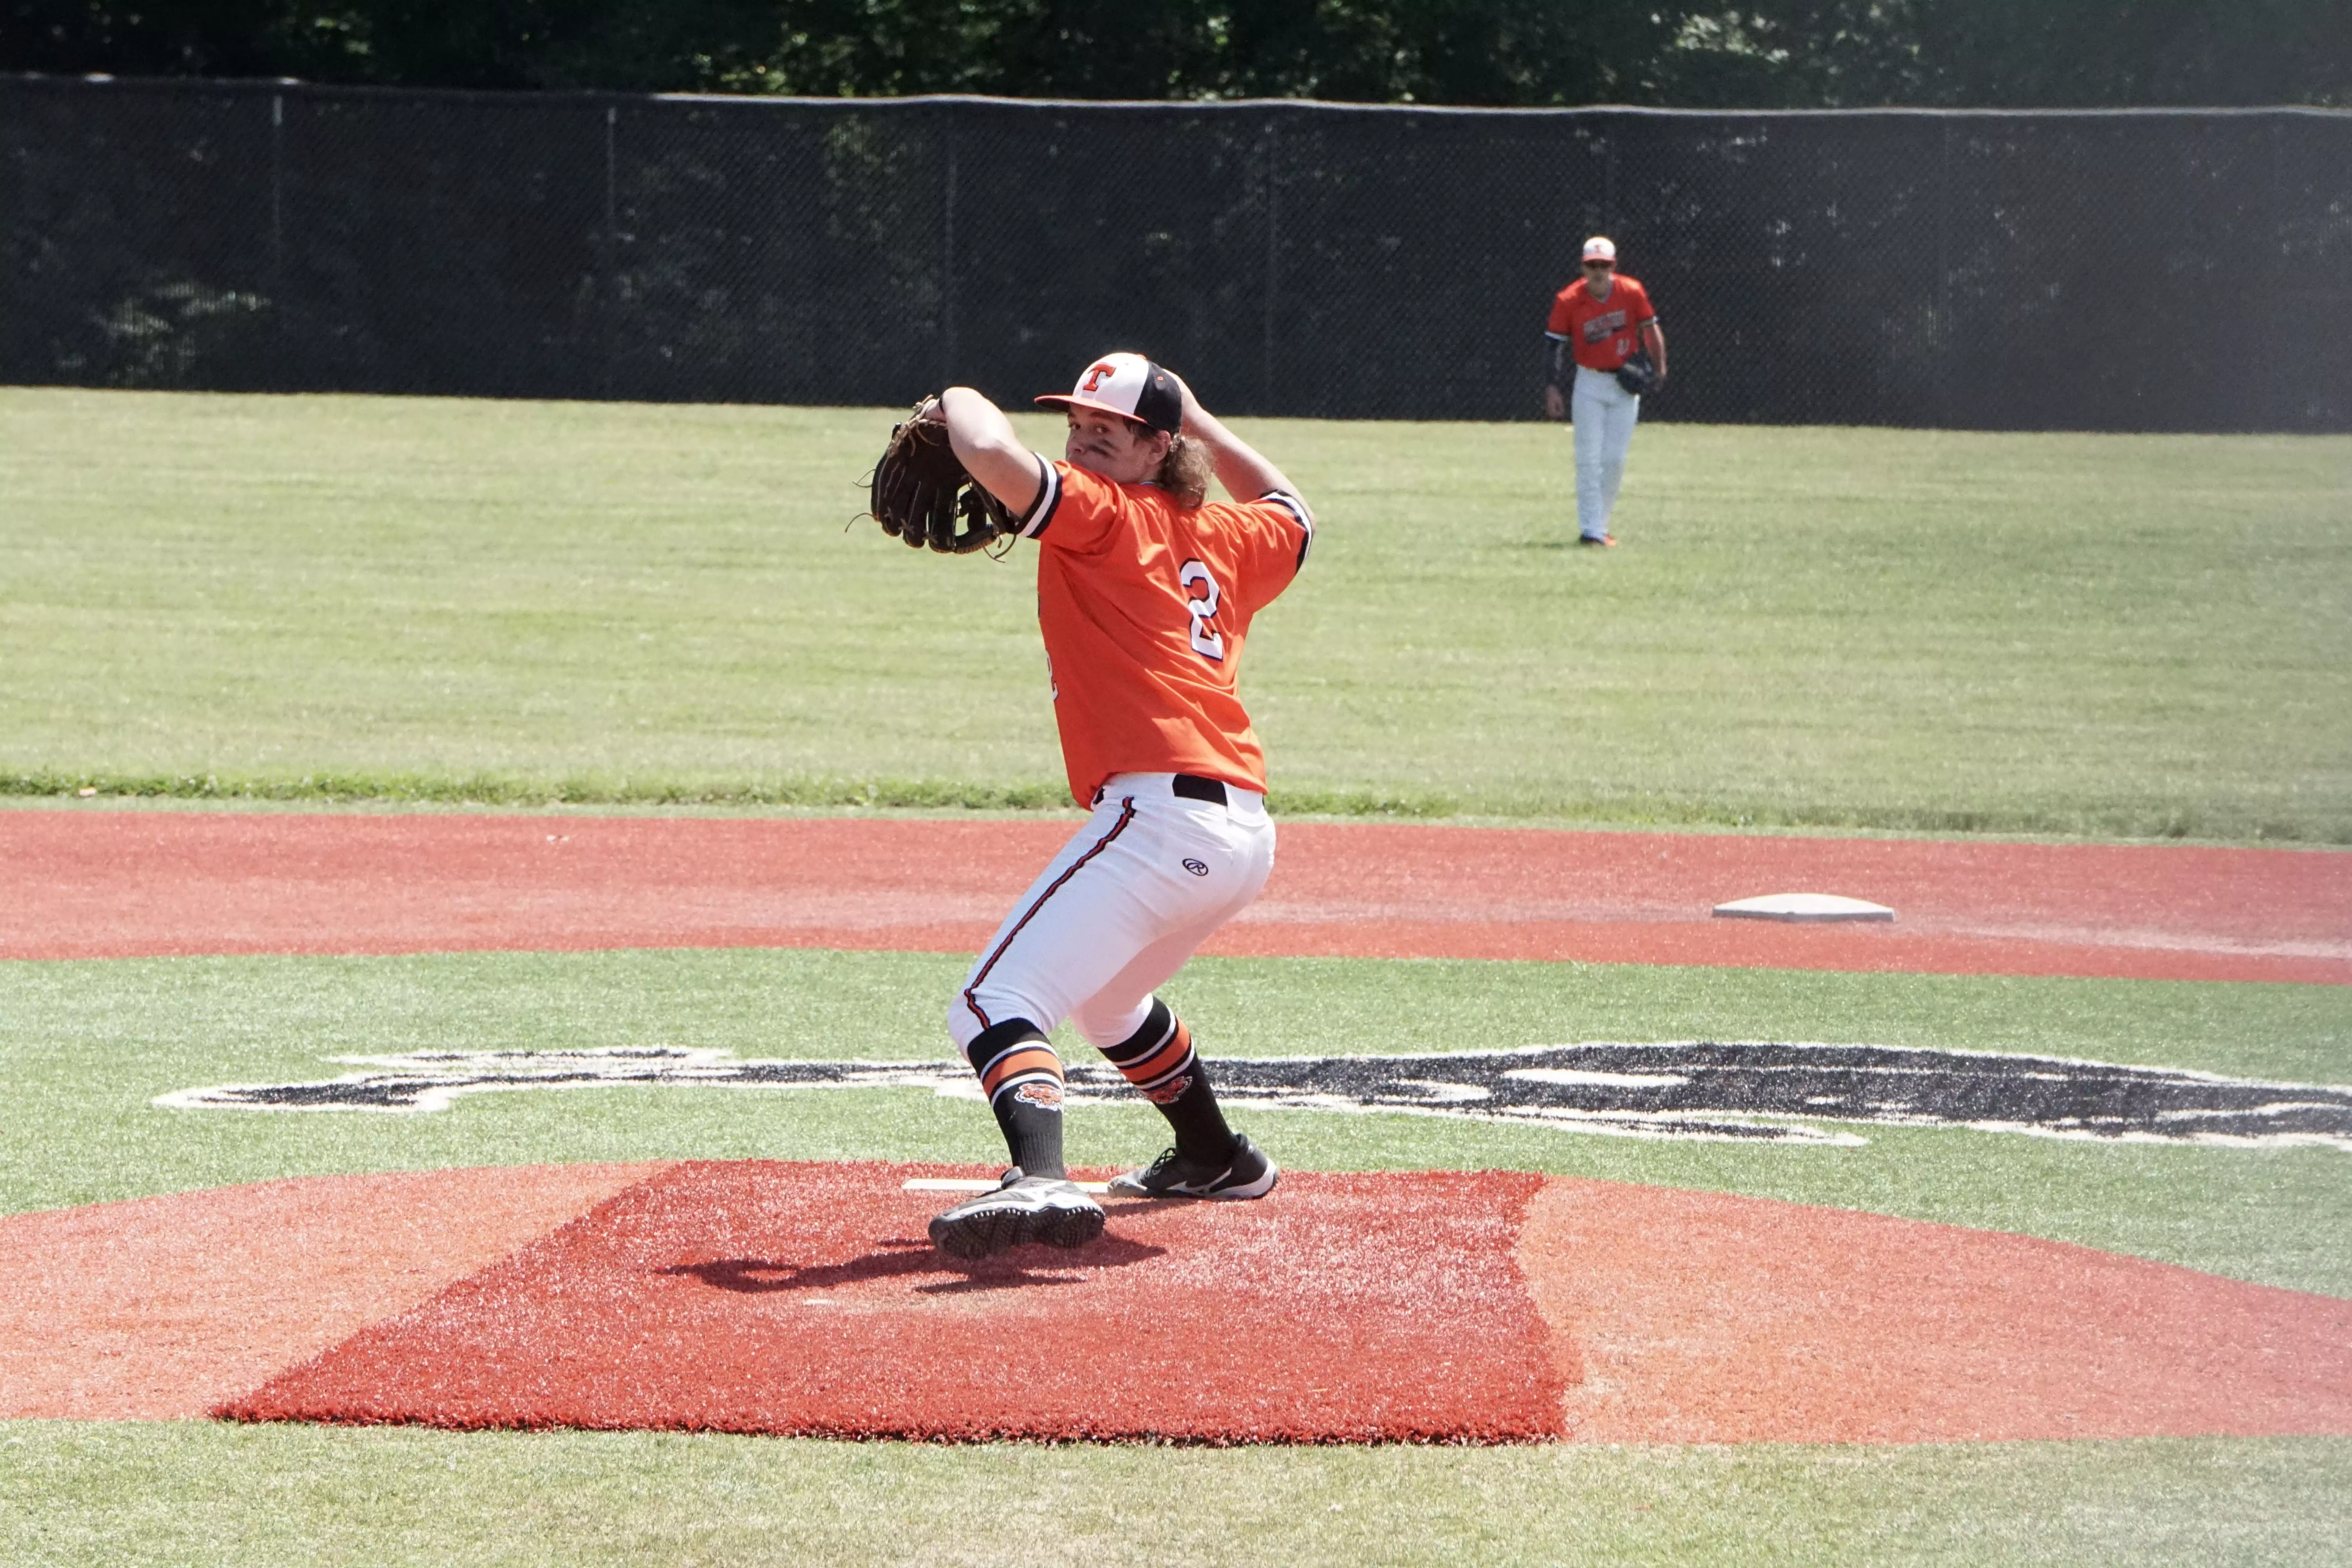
1034, 351, 1183, 435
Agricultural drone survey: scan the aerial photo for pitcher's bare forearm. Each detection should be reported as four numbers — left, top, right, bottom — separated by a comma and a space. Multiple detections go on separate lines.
940, 387, 1044, 516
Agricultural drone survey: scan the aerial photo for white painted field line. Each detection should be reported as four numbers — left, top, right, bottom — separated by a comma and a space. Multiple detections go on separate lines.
903, 1178, 1113, 1194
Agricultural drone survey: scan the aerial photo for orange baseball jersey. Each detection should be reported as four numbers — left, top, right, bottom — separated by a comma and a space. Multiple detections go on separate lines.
1545, 275, 1657, 372
1011, 457, 1313, 806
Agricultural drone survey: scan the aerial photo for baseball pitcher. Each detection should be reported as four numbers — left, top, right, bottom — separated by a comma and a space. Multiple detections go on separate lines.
867, 353, 1314, 1258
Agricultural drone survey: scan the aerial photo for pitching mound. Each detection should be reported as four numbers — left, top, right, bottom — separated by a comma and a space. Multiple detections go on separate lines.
4, 1162, 2347, 1444
221, 1163, 1561, 1443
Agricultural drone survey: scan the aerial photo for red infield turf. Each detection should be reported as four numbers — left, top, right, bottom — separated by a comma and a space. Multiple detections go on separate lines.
5, 810, 2346, 982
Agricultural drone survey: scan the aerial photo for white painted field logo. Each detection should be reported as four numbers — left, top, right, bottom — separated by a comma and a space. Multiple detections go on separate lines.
159, 1042, 2352, 1150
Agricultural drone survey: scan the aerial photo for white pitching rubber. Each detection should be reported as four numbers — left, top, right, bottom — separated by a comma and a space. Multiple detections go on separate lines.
1713, 892, 1895, 922
904, 1177, 1113, 1194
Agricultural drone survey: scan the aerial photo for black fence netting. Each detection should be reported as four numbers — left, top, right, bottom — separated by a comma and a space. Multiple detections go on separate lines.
4, 75, 2348, 430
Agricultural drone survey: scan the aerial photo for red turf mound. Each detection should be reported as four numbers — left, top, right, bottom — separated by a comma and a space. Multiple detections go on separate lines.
219, 1161, 1565, 1443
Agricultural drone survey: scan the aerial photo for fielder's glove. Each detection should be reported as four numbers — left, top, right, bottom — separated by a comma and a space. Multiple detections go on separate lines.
1613, 353, 1661, 397
866, 397, 1019, 555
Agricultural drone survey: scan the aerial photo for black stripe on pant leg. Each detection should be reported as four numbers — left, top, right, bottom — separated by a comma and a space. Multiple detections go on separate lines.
959, 798, 1138, 1033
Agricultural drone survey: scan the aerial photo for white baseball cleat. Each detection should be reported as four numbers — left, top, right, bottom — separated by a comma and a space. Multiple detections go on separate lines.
1108, 1134, 1279, 1200
926, 1168, 1107, 1259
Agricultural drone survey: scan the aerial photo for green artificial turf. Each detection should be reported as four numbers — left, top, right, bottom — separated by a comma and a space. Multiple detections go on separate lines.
5, 387, 2348, 839
0, 1421, 2343, 1567
4, 947, 2344, 1298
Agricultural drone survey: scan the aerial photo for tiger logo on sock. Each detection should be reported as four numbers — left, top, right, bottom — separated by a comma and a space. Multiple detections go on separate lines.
1013, 1080, 1064, 1109
1143, 1074, 1192, 1106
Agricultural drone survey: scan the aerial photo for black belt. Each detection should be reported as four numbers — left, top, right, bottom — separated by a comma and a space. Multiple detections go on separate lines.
1096, 774, 1230, 807
1172, 774, 1228, 805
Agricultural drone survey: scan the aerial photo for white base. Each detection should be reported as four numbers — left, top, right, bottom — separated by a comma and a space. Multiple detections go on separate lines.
903, 1177, 1114, 1194
1713, 892, 1895, 923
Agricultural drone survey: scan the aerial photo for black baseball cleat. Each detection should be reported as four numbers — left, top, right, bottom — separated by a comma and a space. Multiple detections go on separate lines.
1108, 1134, 1279, 1201
1577, 532, 1617, 547
927, 1168, 1106, 1259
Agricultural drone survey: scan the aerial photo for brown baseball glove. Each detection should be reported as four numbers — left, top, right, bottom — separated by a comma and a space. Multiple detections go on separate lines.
867, 397, 1020, 555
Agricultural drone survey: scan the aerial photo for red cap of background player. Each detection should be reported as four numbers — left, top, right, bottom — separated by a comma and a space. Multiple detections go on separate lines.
1035, 352, 1183, 436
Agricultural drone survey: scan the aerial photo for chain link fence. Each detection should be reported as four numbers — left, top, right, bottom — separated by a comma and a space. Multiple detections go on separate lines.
4, 74, 2347, 430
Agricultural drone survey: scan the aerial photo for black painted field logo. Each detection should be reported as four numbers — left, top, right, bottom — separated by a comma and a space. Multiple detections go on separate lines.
159, 1042, 2352, 1150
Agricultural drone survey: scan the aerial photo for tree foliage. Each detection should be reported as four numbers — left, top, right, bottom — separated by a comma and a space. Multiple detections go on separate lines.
4, 0, 2346, 105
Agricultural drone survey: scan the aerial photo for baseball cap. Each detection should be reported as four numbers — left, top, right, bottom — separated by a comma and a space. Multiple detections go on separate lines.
1035, 352, 1183, 435
1582, 236, 1617, 263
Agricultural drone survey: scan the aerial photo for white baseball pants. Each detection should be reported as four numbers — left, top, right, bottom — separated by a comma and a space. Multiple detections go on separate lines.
1571, 364, 1641, 540
949, 773, 1276, 1054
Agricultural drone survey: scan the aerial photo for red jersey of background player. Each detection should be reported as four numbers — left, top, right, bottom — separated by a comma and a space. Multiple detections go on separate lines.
1546, 274, 1658, 372
1020, 458, 1312, 806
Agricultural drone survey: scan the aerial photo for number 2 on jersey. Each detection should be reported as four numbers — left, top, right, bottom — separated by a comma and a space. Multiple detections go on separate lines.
1178, 559, 1225, 662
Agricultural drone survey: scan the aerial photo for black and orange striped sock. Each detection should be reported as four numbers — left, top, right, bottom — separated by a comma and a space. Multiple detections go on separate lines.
965, 1018, 1066, 1179
1101, 999, 1235, 1164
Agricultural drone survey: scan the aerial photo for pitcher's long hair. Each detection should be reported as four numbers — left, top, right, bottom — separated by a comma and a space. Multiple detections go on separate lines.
1156, 433, 1214, 508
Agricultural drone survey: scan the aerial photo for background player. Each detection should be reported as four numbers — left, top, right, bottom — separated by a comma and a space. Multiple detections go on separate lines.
919, 352, 1316, 1259
1543, 236, 1668, 546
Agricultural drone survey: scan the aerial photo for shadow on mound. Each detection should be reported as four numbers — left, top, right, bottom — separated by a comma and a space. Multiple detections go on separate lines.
662, 1231, 1168, 1296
